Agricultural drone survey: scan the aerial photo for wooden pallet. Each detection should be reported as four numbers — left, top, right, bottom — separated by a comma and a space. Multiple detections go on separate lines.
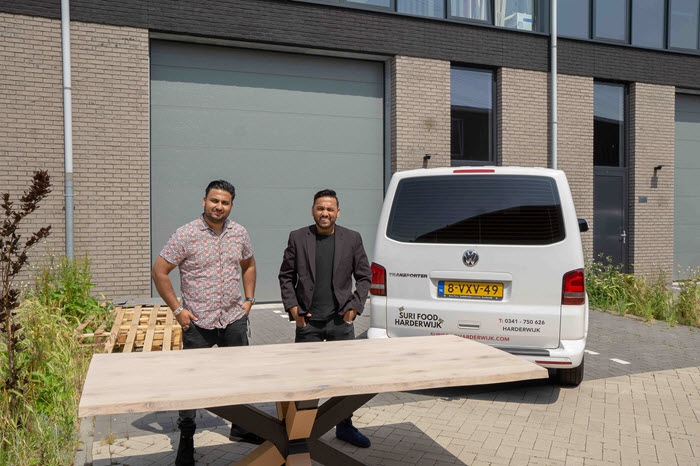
76, 304, 182, 353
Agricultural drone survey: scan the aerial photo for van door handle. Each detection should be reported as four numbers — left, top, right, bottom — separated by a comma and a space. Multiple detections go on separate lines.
620, 230, 627, 244
458, 321, 480, 330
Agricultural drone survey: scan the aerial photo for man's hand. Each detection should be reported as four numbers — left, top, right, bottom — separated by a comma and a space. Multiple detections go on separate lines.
175, 309, 198, 330
289, 305, 309, 328
243, 300, 253, 315
343, 309, 357, 323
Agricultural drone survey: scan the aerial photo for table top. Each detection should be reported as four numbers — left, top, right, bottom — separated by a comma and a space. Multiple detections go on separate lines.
79, 335, 548, 417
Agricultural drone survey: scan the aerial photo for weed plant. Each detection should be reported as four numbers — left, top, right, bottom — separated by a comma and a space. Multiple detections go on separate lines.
0, 299, 89, 465
1, 257, 111, 464
676, 276, 700, 327
33, 255, 112, 333
586, 255, 700, 328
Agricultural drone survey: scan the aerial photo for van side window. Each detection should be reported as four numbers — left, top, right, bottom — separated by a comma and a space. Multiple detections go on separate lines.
386, 175, 565, 245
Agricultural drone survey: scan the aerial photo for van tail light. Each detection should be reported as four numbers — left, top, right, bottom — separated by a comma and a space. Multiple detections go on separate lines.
562, 269, 585, 305
370, 263, 386, 296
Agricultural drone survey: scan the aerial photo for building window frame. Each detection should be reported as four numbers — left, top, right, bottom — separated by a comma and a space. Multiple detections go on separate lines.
450, 66, 496, 166
557, 0, 592, 39
447, 0, 493, 24
631, 0, 668, 49
667, 0, 700, 51
594, 81, 628, 169
592, 0, 630, 44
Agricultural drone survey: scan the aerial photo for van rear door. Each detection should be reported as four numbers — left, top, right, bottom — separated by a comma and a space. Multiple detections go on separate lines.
381, 173, 576, 350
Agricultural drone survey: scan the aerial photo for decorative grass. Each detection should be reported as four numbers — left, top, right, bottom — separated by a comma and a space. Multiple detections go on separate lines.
586, 255, 700, 328
1, 257, 111, 465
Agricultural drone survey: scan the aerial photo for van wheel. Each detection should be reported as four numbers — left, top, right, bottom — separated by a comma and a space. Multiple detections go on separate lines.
557, 357, 584, 387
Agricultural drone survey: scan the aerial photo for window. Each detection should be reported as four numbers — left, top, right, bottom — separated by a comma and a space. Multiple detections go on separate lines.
347, 0, 391, 7
669, 0, 699, 50
631, 0, 666, 49
558, 0, 591, 39
293, 0, 700, 56
594, 0, 628, 42
451, 67, 494, 165
398, 0, 444, 17
494, 0, 547, 32
450, 0, 491, 22
386, 175, 565, 245
594, 82, 626, 167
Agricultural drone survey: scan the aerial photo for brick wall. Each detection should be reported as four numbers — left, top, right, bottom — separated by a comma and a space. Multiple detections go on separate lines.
1, 13, 151, 298
557, 75, 594, 259
391, 56, 450, 172
629, 83, 675, 277
2, 13, 69, 287
497, 68, 549, 167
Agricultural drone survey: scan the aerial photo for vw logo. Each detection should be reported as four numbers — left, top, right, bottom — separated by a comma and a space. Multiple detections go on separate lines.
462, 250, 479, 267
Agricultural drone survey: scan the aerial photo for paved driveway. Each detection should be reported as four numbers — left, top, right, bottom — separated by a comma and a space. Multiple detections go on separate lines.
78, 306, 700, 465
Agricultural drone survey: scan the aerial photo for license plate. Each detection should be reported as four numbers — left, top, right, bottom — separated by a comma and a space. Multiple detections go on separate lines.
438, 281, 503, 300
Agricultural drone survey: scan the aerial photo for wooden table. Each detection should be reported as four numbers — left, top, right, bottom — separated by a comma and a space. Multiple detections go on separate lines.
79, 335, 547, 465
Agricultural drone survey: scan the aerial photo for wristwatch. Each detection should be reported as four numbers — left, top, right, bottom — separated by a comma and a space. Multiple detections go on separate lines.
172, 305, 184, 316
245, 297, 255, 305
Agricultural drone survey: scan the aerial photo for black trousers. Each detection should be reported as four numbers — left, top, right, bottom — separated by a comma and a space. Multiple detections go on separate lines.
177, 316, 249, 429
294, 314, 355, 342
295, 314, 356, 426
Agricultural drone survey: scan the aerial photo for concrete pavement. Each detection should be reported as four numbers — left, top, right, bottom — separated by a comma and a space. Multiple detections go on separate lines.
75, 304, 700, 465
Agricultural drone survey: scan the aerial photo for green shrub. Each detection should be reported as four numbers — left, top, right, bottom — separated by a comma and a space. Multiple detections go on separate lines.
676, 276, 700, 328
586, 255, 700, 328
0, 299, 89, 465
1, 256, 112, 464
33, 256, 112, 334
585, 255, 629, 314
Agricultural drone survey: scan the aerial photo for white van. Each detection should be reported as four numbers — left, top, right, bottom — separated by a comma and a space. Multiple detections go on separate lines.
368, 166, 589, 386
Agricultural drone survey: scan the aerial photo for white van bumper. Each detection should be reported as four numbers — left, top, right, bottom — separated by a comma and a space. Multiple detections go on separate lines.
367, 327, 389, 339
508, 337, 586, 369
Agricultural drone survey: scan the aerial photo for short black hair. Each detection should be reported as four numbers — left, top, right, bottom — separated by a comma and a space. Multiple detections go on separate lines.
205, 180, 236, 200
313, 189, 339, 207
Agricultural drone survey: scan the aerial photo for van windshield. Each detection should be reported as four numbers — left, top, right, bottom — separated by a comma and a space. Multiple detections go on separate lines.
387, 175, 565, 245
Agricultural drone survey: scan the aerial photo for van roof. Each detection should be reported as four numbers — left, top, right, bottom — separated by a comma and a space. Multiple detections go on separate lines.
393, 166, 567, 181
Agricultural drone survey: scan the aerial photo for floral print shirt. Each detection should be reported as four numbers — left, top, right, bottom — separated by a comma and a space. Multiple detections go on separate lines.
160, 215, 253, 329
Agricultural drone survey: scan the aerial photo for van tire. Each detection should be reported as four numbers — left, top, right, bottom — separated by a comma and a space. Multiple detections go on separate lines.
557, 356, 584, 386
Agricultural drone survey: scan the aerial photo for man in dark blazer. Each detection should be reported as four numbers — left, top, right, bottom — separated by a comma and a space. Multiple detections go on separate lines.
278, 188, 372, 448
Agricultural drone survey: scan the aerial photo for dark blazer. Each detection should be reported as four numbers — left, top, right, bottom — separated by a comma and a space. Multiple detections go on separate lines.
278, 224, 371, 317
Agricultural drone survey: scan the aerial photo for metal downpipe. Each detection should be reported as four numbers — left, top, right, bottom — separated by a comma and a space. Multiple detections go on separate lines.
61, 0, 74, 259
550, 0, 558, 170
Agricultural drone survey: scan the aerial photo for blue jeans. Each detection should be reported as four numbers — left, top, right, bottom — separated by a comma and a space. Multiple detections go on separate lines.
177, 316, 249, 430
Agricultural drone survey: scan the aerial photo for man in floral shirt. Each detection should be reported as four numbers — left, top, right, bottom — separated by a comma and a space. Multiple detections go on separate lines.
152, 180, 260, 466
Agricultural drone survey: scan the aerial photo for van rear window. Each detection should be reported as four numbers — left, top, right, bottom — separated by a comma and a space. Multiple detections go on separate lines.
387, 175, 565, 245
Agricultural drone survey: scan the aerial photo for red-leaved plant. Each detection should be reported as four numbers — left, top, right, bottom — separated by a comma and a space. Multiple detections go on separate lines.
1, 170, 52, 395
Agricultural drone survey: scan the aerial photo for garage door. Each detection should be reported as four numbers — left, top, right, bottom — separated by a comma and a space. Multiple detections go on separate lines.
674, 93, 700, 280
150, 41, 384, 301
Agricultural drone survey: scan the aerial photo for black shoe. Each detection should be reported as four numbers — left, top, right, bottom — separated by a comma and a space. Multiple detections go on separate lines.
175, 427, 195, 466
336, 420, 371, 448
229, 424, 265, 445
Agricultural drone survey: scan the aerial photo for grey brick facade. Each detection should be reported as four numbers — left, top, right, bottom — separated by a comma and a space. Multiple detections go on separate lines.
1, 13, 151, 297
498, 68, 549, 168
556, 75, 595, 259
629, 83, 675, 277
391, 56, 450, 172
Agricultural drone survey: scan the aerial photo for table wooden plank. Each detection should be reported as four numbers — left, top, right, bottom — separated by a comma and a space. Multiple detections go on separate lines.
79, 335, 547, 417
